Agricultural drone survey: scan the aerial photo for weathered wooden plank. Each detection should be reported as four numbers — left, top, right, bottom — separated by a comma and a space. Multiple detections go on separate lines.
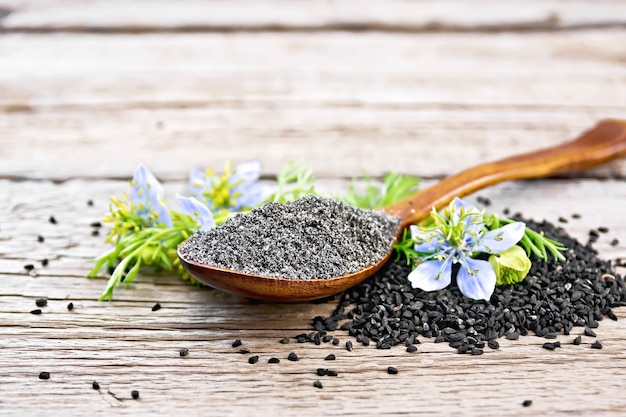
1, 31, 625, 179
1, 0, 626, 32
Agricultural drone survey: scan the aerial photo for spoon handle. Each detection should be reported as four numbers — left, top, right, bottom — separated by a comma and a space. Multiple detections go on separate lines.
385, 119, 626, 231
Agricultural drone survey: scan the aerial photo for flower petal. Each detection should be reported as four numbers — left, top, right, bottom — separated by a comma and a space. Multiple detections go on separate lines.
177, 194, 215, 231
233, 161, 261, 188
153, 197, 173, 227
189, 169, 206, 195
474, 222, 526, 254
456, 258, 496, 301
411, 225, 441, 253
132, 163, 165, 202
235, 182, 277, 209
408, 259, 452, 292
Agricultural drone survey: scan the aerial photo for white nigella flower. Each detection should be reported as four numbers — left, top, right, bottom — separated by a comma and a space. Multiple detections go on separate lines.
408, 197, 526, 301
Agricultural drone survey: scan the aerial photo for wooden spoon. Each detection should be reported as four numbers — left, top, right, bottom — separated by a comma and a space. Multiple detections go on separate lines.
178, 119, 626, 302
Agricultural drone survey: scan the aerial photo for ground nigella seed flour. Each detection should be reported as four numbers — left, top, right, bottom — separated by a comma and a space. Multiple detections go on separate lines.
178, 195, 400, 279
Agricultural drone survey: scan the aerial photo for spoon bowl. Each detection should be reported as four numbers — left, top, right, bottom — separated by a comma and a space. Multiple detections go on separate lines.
179, 119, 626, 302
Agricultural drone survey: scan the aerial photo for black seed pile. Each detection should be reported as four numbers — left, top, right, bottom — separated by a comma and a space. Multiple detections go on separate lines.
179, 195, 399, 280
304, 217, 625, 352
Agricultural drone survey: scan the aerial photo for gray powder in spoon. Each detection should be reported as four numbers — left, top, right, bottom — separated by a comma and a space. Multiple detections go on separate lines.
178, 195, 400, 280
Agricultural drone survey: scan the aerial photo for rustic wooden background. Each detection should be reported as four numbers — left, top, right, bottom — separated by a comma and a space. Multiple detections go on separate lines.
1, 1, 626, 415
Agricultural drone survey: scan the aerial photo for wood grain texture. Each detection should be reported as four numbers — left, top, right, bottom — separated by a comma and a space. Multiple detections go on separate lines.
1, 178, 626, 416
1, 0, 626, 32
1, 31, 626, 180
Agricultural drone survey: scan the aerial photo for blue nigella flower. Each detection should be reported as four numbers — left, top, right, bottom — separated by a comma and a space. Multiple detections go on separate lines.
130, 163, 172, 227
189, 161, 276, 213
176, 194, 215, 231
408, 197, 525, 301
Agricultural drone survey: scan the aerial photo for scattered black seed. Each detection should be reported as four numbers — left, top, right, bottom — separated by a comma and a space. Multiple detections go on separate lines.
151, 303, 161, 312
287, 352, 299, 361
611, 238, 619, 247
301, 215, 625, 355
572, 213, 581, 219
591, 340, 603, 349
387, 366, 398, 375
91, 230, 100, 237
131, 390, 139, 399
24, 264, 34, 271
558, 217, 568, 224
471, 348, 484, 356
522, 400, 533, 407
35, 298, 47, 307
345, 341, 353, 352
589, 229, 600, 238
239, 348, 251, 354
326, 370, 338, 377
325, 354, 336, 361
607, 309, 618, 321
332, 338, 340, 345
49, 216, 57, 224
67, 302, 74, 311
179, 348, 189, 357
279, 337, 290, 344
87, 199, 94, 206
37, 235, 45, 243
38, 372, 50, 380
554, 341, 561, 348
406, 345, 418, 353
477, 196, 491, 206
92, 381, 100, 390
503, 208, 510, 215
248, 355, 259, 364
90, 221, 102, 228
232, 339, 242, 348
41, 259, 49, 267
598, 227, 609, 233
313, 380, 323, 389
30, 309, 42, 315
316, 368, 327, 376
542, 342, 556, 350
488, 340, 499, 350
268, 358, 280, 363
322, 335, 333, 343
573, 336, 582, 345
584, 327, 597, 337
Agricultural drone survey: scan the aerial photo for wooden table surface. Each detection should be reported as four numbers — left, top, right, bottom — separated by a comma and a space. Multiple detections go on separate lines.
1, 1, 626, 416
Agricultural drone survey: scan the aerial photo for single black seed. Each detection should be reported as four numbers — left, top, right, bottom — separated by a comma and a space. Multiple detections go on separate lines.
573, 336, 582, 345
457, 345, 469, 354
313, 380, 323, 389
326, 370, 338, 377
506, 331, 519, 341
151, 303, 161, 312
239, 348, 251, 354
584, 327, 597, 337
91, 229, 100, 237
332, 338, 340, 345
554, 341, 561, 348
558, 217, 568, 223
542, 342, 556, 350
90, 221, 102, 228
24, 264, 35, 271
325, 354, 336, 361
522, 400, 533, 407
406, 345, 418, 353
41, 259, 49, 267
279, 337, 290, 344
35, 298, 47, 307
387, 366, 398, 375
598, 227, 609, 233
38, 372, 50, 380
503, 208, 510, 215
471, 348, 484, 356
248, 356, 259, 364
87, 199, 94, 206
316, 368, 327, 376
589, 229, 600, 238
611, 238, 619, 247
92, 381, 100, 390
287, 352, 299, 361
49, 216, 57, 224
607, 310, 618, 321
488, 340, 499, 350
268, 358, 280, 363
131, 390, 139, 399
37, 235, 45, 243
232, 339, 242, 348
591, 340, 603, 349
179, 348, 189, 357
322, 335, 333, 343
572, 213, 581, 219
67, 302, 74, 311
30, 309, 42, 315
345, 341, 353, 352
